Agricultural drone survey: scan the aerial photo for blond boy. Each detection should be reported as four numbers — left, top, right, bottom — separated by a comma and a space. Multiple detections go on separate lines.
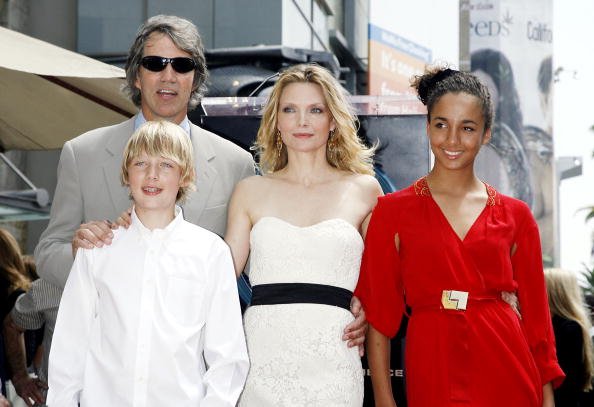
47, 121, 248, 407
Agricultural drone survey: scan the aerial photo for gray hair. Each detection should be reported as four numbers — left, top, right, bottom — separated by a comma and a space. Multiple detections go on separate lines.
124, 15, 208, 110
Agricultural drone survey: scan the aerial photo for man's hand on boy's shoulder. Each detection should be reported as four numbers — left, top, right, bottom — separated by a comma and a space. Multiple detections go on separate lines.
71, 219, 116, 257
71, 206, 134, 257
114, 207, 133, 229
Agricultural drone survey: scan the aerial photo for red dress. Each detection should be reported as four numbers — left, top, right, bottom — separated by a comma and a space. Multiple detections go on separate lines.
355, 177, 564, 407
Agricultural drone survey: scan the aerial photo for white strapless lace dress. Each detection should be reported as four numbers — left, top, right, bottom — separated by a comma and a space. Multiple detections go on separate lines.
238, 217, 364, 407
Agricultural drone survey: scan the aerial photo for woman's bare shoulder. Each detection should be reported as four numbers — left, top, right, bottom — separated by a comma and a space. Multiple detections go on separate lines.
348, 173, 383, 197
233, 174, 277, 199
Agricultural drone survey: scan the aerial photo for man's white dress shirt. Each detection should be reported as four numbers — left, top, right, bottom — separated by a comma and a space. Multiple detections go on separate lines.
47, 208, 249, 406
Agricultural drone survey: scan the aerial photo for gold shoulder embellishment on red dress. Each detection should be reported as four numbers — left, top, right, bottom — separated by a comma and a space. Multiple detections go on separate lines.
485, 183, 497, 206
414, 176, 431, 197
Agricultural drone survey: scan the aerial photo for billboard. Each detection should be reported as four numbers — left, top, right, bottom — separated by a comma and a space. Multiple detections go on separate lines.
469, 0, 555, 264
368, 23, 431, 108
368, 0, 460, 102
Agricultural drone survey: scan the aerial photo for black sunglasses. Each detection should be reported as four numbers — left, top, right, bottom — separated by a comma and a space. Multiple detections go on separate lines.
140, 56, 196, 74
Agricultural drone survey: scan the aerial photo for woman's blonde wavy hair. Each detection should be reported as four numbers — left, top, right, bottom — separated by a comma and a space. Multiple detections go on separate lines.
253, 64, 374, 175
545, 268, 593, 391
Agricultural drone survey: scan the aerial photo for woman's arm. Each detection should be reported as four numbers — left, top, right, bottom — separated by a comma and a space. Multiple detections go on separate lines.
511, 204, 565, 387
367, 325, 397, 407
359, 174, 383, 239
224, 179, 255, 277
343, 176, 384, 354
542, 382, 554, 407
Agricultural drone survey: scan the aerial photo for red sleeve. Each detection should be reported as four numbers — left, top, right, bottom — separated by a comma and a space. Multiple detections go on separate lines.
355, 197, 404, 338
511, 204, 565, 388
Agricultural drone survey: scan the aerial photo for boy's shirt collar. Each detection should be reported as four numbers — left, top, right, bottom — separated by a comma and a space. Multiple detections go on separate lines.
130, 205, 184, 242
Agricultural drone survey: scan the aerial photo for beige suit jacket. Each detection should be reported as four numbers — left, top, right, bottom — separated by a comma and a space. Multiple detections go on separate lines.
34, 117, 255, 287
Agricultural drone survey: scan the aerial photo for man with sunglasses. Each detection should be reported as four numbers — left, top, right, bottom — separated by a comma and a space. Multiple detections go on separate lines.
35, 14, 255, 289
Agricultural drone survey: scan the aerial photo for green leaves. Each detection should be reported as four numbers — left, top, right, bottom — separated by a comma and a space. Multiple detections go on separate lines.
581, 263, 594, 296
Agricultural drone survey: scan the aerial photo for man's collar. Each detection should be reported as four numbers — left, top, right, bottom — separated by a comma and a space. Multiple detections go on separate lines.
134, 111, 191, 136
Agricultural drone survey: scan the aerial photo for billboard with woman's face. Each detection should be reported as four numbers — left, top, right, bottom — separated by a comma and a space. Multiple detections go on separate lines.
469, 0, 555, 265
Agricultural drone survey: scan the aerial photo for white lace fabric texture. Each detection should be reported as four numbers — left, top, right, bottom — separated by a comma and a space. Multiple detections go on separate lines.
238, 217, 364, 406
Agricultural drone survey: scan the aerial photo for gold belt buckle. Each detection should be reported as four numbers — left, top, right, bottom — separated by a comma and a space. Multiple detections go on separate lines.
441, 290, 469, 311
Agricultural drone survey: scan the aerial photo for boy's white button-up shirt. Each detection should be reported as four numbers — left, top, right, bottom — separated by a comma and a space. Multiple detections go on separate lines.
47, 208, 249, 407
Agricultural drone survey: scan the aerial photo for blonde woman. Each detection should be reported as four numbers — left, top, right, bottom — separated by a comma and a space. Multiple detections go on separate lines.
545, 268, 594, 406
225, 64, 382, 406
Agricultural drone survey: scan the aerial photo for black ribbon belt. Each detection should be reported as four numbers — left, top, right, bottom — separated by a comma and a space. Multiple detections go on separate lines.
250, 283, 353, 310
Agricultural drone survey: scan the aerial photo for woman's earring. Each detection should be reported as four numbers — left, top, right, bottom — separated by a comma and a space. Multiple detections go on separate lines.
276, 130, 283, 157
327, 129, 339, 163
327, 129, 337, 153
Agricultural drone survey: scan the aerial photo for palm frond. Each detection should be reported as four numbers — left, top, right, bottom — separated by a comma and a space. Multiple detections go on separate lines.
575, 205, 594, 223
581, 263, 594, 296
